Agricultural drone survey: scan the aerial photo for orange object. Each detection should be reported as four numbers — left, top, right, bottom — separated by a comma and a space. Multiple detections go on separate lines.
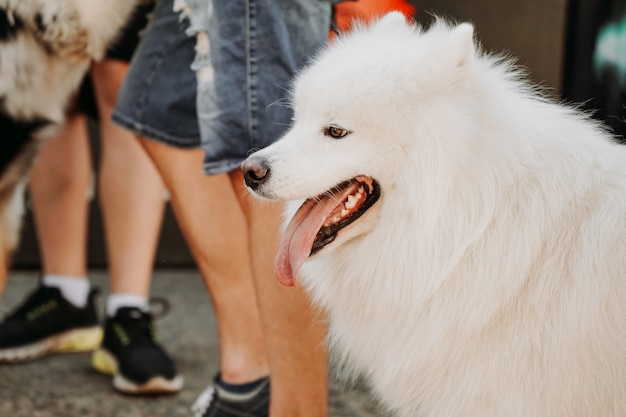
333, 0, 416, 33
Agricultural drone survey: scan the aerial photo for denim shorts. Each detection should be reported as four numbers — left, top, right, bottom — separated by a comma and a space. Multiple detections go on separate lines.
112, 0, 200, 148
114, 0, 333, 173
181, 0, 333, 175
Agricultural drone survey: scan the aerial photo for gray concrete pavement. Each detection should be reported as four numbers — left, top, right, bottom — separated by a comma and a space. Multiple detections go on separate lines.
0, 270, 389, 417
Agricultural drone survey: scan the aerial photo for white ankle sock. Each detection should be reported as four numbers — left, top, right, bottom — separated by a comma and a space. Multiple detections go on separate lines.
106, 293, 149, 317
42, 275, 90, 308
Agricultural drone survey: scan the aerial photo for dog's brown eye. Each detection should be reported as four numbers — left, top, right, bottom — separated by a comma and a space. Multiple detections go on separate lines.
324, 126, 350, 139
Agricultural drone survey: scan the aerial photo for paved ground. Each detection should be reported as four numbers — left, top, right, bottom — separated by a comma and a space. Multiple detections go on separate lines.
0, 270, 390, 417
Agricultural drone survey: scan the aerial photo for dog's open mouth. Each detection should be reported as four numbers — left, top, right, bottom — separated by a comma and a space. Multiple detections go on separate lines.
275, 176, 380, 286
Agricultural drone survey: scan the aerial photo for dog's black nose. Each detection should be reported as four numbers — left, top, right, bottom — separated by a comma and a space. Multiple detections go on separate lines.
241, 158, 270, 190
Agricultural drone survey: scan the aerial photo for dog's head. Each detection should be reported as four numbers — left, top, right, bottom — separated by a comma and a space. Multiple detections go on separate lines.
242, 13, 478, 286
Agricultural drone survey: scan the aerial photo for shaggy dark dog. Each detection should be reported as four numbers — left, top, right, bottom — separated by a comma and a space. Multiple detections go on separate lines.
0, 0, 139, 293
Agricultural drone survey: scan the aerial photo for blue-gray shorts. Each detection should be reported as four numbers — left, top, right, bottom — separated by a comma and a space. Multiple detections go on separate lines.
185, 0, 333, 174
112, 0, 199, 148
114, 0, 333, 174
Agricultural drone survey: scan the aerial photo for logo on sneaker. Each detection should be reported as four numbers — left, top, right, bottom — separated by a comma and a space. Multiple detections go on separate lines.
112, 323, 131, 346
148, 322, 160, 345
26, 299, 58, 322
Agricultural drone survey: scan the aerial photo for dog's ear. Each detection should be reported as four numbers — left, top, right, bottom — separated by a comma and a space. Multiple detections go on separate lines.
370, 11, 412, 34
447, 23, 475, 70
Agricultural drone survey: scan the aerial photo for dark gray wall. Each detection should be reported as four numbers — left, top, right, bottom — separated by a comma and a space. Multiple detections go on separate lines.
412, 0, 568, 91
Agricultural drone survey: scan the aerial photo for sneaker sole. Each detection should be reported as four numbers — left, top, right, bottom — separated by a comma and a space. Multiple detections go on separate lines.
91, 348, 184, 394
0, 326, 103, 363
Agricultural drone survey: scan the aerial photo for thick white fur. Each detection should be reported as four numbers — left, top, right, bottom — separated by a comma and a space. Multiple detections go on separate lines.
245, 13, 626, 417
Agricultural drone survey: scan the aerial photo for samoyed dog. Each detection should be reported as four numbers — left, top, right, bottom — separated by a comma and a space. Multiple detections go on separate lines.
241, 12, 626, 417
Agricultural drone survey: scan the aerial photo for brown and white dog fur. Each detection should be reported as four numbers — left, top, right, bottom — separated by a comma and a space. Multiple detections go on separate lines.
0, 0, 139, 294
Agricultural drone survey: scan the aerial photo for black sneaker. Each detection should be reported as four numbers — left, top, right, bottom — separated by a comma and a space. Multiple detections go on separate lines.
91, 304, 183, 394
0, 284, 102, 363
190, 374, 270, 417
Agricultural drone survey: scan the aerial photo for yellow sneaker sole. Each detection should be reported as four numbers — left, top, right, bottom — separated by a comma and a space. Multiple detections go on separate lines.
0, 326, 102, 363
91, 348, 184, 394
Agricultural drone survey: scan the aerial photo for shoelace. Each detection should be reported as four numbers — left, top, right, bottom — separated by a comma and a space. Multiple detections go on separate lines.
190, 385, 216, 417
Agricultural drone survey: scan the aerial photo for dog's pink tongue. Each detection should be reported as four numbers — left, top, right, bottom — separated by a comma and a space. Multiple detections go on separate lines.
275, 187, 353, 286
275, 199, 330, 287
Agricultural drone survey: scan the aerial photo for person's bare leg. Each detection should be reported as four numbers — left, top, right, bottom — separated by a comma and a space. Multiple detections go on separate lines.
138, 139, 269, 383
230, 169, 329, 416
29, 113, 91, 278
91, 60, 165, 297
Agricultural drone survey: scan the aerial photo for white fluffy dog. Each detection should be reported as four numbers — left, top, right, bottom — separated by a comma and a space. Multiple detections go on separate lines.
241, 13, 626, 417
0, 0, 138, 293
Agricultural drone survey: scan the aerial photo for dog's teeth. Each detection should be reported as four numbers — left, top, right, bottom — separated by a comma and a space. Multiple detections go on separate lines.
327, 215, 341, 225
341, 208, 349, 217
345, 195, 358, 209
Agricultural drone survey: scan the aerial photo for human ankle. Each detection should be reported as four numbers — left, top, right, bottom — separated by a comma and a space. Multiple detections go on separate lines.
106, 293, 149, 317
217, 373, 268, 393
42, 274, 90, 308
